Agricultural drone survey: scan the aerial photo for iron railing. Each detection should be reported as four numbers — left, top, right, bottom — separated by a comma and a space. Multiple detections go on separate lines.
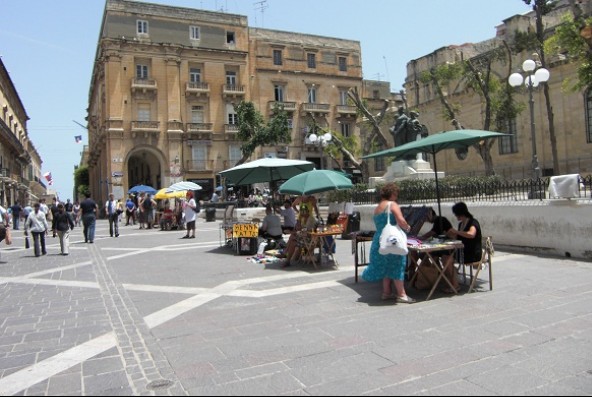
351, 175, 592, 205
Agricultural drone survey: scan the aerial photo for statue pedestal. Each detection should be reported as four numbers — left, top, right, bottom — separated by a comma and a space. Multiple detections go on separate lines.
369, 159, 444, 188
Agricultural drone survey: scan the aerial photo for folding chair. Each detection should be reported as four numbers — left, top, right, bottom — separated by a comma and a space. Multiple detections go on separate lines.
461, 236, 494, 293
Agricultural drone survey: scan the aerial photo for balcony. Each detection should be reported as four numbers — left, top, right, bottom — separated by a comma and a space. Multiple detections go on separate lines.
106, 119, 124, 131
336, 105, 358, 116
269, 101, 297, 113
186, 123, 213, 133
185, 82, 210, 97
131, 78, 157, 94
301, 103, 331, 115
185, 160, 215, 172
222, 84, 245, 98
224, 124, 239, 140
167, 121, 184, 132
131, 121, 160, 134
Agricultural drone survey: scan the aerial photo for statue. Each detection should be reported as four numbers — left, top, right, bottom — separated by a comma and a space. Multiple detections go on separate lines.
389, 107, 428, 161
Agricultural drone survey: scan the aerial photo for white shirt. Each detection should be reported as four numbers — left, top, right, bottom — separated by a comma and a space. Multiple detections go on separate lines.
0, 206, 7, 224
262, 214, 283, 237
211, 192, 220, 203
40, 203, 49, 215
105, 200, 117, 215
280, 207, 297, 228
26, 210, 49, 233
184, 198, 197, 222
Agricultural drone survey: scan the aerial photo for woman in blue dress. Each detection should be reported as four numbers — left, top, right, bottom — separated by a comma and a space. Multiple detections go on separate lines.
362, 183, 416, 303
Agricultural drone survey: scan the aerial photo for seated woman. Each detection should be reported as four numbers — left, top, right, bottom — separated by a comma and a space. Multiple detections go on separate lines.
442, 202, 483, 292
259, 205, 283, 240
280, 206, 317, 267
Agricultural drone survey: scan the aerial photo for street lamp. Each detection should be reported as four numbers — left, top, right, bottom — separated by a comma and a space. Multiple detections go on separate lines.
508, 59, 550, 180
307, 131, 332, 169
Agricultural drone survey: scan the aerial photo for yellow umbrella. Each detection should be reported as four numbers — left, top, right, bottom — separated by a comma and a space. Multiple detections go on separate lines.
154, 188, 186, 200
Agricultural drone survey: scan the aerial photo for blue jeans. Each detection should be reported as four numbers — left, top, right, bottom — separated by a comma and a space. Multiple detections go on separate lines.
31, 232, 47, 257
82, 214, 96, 242
13, 217, 20, 230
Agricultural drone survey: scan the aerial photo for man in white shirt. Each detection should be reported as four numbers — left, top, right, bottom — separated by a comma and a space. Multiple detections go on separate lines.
279, 200, 297, 232
105, 193, 120, 237
182, 191, 198, 239
39, 198, 49, 220
0, 205, 11, 246
260, 205, 283, 239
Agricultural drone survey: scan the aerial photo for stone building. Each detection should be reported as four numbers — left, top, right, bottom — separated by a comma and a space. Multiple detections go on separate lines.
0, 57, 45, 207
403, 1, 592, 179
87, 0, 365, 201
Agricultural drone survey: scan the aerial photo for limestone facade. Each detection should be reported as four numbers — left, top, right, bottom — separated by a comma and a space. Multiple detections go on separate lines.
403, 3, 592, 179
87, 0, 365, 200
0, 57, 44, 207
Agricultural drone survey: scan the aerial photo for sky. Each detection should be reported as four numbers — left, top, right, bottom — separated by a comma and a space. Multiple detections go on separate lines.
0, 0, 532, 200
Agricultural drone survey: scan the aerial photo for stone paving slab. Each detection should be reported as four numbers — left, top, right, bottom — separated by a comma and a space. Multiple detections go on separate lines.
0, 220, 591, 395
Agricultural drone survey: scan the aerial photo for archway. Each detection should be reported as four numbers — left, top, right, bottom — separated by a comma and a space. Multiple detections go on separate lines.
127, 148, 163, 190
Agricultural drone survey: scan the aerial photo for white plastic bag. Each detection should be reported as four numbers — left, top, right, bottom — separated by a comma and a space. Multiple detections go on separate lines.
379, 202, 408, 256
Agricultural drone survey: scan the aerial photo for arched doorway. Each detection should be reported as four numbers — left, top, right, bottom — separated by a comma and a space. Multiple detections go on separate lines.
127, 149, 162, 190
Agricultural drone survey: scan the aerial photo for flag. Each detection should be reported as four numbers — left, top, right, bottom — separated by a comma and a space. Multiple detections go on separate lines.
75, 135, 82, 144
43, 172, 53, 186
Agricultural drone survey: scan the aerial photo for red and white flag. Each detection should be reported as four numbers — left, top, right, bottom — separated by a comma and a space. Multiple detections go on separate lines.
43, 172, 53, 186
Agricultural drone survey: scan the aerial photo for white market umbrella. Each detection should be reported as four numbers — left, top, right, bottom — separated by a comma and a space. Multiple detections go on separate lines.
219, 158, 315, 186
166, 181, 203, 193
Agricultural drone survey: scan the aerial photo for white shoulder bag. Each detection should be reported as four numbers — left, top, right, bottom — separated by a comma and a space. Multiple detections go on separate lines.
379, 202, 408, 256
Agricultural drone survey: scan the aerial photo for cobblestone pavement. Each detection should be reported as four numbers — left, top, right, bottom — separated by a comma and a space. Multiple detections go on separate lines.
0, 219, 591, 396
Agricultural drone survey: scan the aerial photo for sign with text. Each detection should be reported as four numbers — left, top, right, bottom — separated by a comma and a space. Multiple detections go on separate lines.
232, 223, 259, 238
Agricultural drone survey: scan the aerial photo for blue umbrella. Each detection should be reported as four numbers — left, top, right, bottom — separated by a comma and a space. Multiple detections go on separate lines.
128, 185, 157, 194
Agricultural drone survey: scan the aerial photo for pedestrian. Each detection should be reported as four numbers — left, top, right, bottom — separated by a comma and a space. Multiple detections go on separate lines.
52, 203, 75, 255
25, 203, 49, 257
142, 194, 156, 229
105, 193, 120, 237
80, 193, 98, 243
181, 191, 198, 239
0, 205, 12, 251
49, 197, 59, 222
125, 195, 136, 226
10, 202, 22, 230
64, 199, 74, 215
137, 193, 146, 229
39, 198, 49, 220
73, 201, 81, 227
361, 183, 416, 303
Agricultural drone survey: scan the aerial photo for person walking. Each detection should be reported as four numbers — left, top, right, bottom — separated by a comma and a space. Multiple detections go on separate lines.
80, 193, 98, 243
181, 191, 198, 239
0, 205, 12, 253
25, 203, 49, 257
362, 183, 416, 303
52, 203, 75, 255
10, 202, 22, 230
105, 193, 120, 237
142, 194, 157, 229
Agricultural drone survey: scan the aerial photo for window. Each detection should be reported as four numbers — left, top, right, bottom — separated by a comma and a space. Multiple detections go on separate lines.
136, 64, 148, 80
374, 145, 386, 172
137, 20, 148, 35
226, 71, 237, 87
307, 53, 316, 69
138, 104, 151, 122
586, 88, 592, 143
192, 146, 208, 170
190, 26, 200, 40
189, 68, 201, 83
338, 56, 347, 72
191, 105, 204, 123
498, 118, 519, 154
273, 49, 283, 66
308, 86, 317, 103
226, 31, 235, 44
227, 104, 238, 124
339, 89, 349, 106
340, 123, 351, 138
229, 145, 242, 163
274, 85, 284, 102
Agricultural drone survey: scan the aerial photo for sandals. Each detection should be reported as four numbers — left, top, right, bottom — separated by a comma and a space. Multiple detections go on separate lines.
395, 295, 417, 304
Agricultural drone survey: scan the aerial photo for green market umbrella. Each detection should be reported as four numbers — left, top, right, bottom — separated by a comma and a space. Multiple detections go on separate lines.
219, 158, 315, 186
363, 129, 509, 220
279, 169, 353, 195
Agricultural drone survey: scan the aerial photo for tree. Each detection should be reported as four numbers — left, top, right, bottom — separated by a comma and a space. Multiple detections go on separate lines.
419, 54, 509, 176
546, 2, 592, 89
74, 166, 90, 199
234, 101, 292, 166
522, 0, 560, 174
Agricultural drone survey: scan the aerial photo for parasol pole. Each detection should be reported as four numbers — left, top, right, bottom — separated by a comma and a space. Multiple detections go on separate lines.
431, 146, 444, 234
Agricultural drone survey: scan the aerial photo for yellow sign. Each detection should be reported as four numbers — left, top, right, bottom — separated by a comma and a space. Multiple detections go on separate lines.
233, 223, 259, 238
